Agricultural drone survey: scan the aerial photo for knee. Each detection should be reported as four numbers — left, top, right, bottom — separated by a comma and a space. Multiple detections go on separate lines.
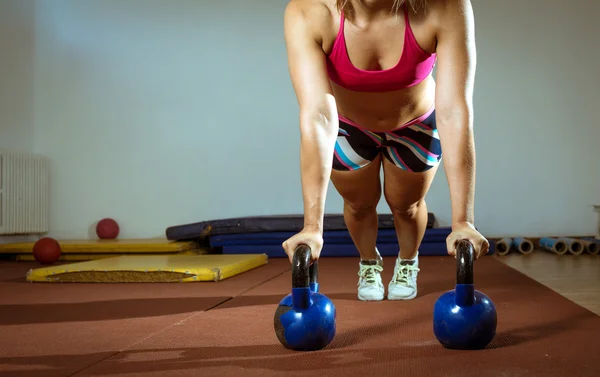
344, 194, 381, 220
388, 199, 424, 221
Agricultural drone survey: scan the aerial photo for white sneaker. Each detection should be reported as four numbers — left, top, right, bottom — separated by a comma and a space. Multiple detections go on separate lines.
357, 259, 384, 301
387, 255, 420, 300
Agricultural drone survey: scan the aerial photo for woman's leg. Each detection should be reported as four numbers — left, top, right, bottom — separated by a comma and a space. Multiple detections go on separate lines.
383, 160, 439, 261
331, 154, 383, 261
330, 156, 384, 301
382, 158, 438, 300
330, 119, 385, 301
381, 109, 442, 300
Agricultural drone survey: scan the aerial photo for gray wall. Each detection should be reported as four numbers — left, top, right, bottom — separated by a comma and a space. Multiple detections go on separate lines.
0, 0, 35, 151
1, 0, 598, 239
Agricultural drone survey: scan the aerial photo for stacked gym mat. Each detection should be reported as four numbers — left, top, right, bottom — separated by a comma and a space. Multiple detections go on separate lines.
209, 228, 451, 257
0, 238, 205, 262
165, 213, 493, 257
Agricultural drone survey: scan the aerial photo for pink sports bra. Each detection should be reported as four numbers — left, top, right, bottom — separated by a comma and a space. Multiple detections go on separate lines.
326, 6, 437, 92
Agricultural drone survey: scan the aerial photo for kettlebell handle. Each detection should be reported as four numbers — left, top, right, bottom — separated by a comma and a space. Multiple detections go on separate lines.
456, 239, 474, 285
292, 244, 318, 289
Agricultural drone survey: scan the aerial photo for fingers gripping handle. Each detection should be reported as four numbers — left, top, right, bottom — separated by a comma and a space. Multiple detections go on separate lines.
456, 239, 474, 285
292, 245, 310, 288
455, 239, 475, 306
291, 245, 318, 310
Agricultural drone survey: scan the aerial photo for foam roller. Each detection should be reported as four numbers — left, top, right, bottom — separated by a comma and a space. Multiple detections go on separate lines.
495, 238, 512, 256
539, 237, 568, 255
580, 238, 599, 255
510, 237, 534, 255
558, 237, 584, 255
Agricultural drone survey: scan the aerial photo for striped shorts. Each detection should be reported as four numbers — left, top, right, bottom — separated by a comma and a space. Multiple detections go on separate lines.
333, 107, 442, 172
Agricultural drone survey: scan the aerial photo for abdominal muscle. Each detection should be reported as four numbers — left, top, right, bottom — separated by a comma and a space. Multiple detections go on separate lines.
331, 76, 436, 132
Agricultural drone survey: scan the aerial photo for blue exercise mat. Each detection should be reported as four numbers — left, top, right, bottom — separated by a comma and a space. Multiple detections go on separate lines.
166, 213, 436, 241
209, 227, 452, 247
221, 238, 496, 257
221, 241, 447, 257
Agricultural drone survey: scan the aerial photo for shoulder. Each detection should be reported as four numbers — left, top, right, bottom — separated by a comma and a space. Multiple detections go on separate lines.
425, 0, 473, 13
285, 0, 336, 39
285, 0, 336, 17
425, 0, 474, 27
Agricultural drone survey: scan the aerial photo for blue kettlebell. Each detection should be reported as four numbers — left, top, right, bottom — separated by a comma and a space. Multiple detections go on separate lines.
273, 244, 336, 351
433, 239, 497, 350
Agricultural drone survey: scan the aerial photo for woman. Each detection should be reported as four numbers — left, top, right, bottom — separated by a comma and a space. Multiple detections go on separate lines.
281, 0, 489, 301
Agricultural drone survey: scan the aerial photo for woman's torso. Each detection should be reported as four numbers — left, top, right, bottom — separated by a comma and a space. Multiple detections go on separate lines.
316, 0, 439, 132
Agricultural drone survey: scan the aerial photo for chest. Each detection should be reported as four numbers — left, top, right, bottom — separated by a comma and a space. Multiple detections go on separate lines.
344, 18, 406, 71
325, 13, 435, 72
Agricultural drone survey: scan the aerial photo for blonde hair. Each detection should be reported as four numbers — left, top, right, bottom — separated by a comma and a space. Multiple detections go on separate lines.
336, 0, 427, 14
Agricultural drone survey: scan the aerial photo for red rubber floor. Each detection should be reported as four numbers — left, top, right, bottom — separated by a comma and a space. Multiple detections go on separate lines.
44, 256, 600, 377
0, 259, 291, 377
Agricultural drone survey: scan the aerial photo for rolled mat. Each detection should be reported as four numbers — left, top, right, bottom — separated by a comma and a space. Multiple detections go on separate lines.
558, 237, 585, 255
209, 227, 451, 247
580, 238, 599, 255
512, 237, 535, 255
165, 213, 436, 241
539, 237, 568, 255
495, 238, 513, 256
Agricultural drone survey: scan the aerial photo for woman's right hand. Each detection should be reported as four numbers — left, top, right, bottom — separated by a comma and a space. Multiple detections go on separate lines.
282, 1, 334, 265
282, 227, 324, 263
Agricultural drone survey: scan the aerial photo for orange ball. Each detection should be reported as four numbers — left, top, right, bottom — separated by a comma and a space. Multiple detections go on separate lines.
32, 237, 62, 265
96, 218, 119, 239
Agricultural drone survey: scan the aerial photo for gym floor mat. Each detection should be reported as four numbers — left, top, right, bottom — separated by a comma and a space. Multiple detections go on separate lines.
25, 254, 269, 283
0, 259, 292, 377
166, 213, 437, 241
220, 240, 496, 257
0, 238, 200, 254
221, 241, 456, 257
73, 256, 600, 377
11, 249, 205, 262
208, 227, 452, 246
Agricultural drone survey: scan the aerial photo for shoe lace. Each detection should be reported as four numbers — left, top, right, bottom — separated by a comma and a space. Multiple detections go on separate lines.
358, 264, 383, 285
392, 263, 420, 284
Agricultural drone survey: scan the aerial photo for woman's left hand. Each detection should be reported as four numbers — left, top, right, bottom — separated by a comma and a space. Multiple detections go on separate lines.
446, 222, 489, 260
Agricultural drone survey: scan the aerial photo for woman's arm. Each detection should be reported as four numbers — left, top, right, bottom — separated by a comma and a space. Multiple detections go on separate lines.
284, 1, 338, 234
434, 0, 477, 228
434, 0, 488, 257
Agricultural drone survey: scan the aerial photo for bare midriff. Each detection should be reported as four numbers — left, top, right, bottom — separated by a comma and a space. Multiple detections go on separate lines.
331, 75, 435, 132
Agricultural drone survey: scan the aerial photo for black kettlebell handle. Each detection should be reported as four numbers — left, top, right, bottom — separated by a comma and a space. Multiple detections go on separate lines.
456, 239, 474, 285
292, 244, 318, 289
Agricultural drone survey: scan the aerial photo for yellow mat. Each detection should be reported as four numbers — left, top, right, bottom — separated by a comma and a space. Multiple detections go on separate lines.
14, 249, 205, 262
0, 238, 199, 254
25, 254, 268, 283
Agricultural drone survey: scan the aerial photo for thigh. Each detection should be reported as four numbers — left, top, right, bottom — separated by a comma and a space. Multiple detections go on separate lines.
331, 154, 383, 208
381, 109, 442, 208
333, 117, 383, 171
382, 109, 442, 173
382, 157, 438, 210
331, 118, 384, 206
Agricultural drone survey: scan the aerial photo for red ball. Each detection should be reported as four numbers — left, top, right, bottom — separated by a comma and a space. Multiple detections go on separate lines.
32, 237, 62, 265
96, 218, 119, 239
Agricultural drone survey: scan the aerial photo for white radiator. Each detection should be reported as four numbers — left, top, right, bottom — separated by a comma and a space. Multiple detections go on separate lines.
595, 205, 600, 239
0, 150, 50, 235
